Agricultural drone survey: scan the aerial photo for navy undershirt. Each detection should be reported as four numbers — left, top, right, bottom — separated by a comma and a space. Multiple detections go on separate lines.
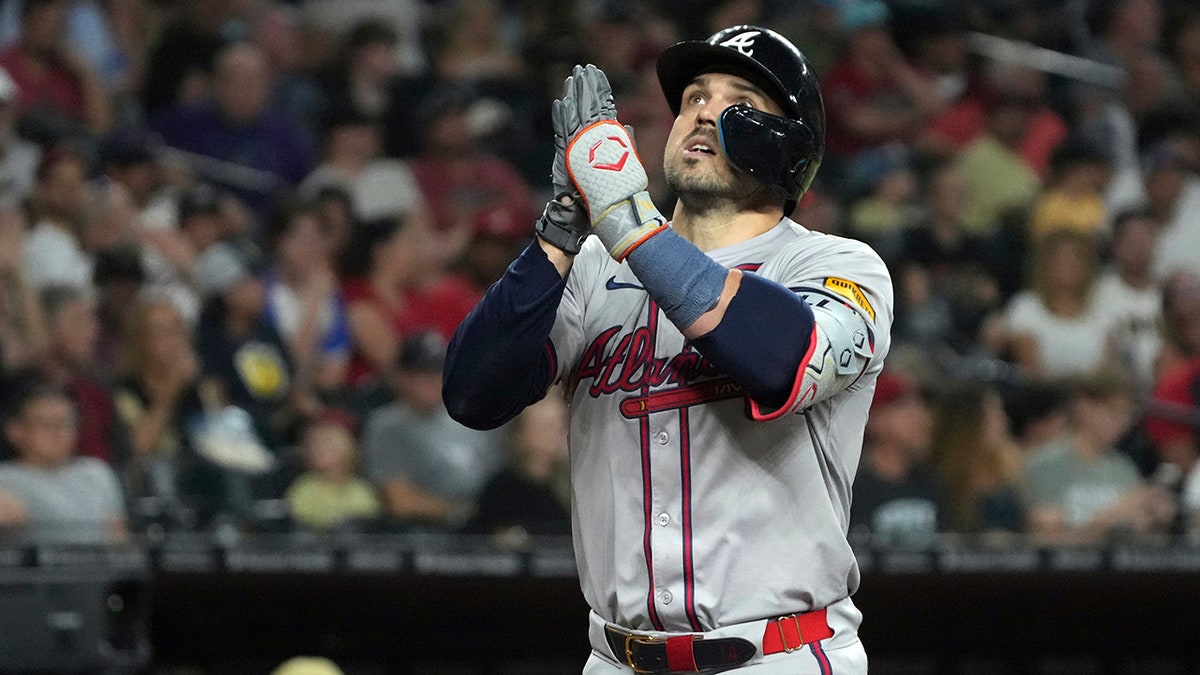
443, 241, 815, 428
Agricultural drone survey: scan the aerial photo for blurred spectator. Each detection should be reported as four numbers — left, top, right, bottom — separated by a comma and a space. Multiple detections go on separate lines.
138, 0, 234, 116
1166, 7, 1200, 105
885, 163, 1002, 355
1023, 370, 1175, 544
150, 41, 315, 221
341, 215, 478, 389
930, 380, 1025, 535
0, 0, 112, 139
98, 128, 170, 229
0, 65, 40, 206
1142, 138, 1200, 281
246, 2, 324, 148
1002, 229, 1117, 380
262, 199, 350, 396
90, 244, 145, 378
112, 295, 203, 507
285, 411, 381, 532
455, 203, 529, 298
37, 284, 129, 466
1144, 358, 1200, 538
466, 393, 571, 541
952, 67, 1052, 236
299, 0, 427, 77
361, 330, 503, 529
23, 143, 93, 290
0, 380, 126, 543
311, 185, 357, 274
849, 370, 942, 548
846, 155, 920, 246
315, 15, 431, 159
1004, 381, 1072, 455
1156, 270, 1200, 379
0, 204, 46, 372
1027, 138, 1113, 240
408, 84, 538, 261
299, 110, 429, 223
432, 0, 524, 84
901, 5, 988, 161
139, 182, 229, 326
194, 241, 299, 452
819, 0, 944, 199
1095, 209, 1163, 395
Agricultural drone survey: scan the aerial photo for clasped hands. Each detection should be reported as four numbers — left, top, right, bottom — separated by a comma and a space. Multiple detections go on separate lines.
535, 64, 666, 260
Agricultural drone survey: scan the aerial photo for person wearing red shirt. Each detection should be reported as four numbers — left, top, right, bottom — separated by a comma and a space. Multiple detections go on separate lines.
0, 0, 110, 138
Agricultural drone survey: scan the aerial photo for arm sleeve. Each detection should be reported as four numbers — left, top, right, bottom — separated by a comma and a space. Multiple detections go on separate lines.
442, 241, 567, 430
690, 273, 815, 410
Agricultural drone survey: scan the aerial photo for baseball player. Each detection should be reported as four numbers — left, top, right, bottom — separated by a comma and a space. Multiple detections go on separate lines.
443, 25, 893, 674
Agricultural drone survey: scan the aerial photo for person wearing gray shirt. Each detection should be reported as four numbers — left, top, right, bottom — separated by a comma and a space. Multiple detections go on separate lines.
362, 330, 504, 529
0, 382, 127, 544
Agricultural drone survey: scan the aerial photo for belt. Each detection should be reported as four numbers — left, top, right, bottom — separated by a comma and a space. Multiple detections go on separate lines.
604, 608, 832, 673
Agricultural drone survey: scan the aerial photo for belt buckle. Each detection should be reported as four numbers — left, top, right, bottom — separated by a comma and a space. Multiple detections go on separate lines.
623, 632, 665, 674
776, 614, 805, 653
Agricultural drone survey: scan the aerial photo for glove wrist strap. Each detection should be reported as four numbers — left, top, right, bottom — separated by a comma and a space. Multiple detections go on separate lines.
535, 193, 590, 255
593, 191, 667, 261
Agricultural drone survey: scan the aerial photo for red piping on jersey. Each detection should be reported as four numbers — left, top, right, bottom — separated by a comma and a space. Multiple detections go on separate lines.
641, 300, 664, 631
543, 340, 558, 389
748, 323, 820, 421
679, 405, 702, 631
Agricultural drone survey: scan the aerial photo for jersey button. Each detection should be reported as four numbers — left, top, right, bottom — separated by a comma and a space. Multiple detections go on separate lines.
655, 431, 669, 445
656, 513, 670, 526
659, 590, 673, 605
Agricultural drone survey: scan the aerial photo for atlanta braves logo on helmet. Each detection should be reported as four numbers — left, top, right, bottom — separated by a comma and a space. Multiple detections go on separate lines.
718, 30, 760, 56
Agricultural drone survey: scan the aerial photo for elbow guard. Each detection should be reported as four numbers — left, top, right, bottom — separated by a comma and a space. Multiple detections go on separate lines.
751, 296, 875, 420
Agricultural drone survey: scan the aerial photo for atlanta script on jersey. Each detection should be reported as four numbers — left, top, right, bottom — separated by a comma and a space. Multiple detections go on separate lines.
547, 218, 893, 635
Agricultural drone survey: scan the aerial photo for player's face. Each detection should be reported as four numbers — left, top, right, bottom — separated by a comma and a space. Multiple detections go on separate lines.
663, 72, 783, 203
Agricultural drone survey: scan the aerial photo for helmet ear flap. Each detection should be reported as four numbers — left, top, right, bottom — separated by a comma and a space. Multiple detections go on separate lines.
717, 105, 822, 203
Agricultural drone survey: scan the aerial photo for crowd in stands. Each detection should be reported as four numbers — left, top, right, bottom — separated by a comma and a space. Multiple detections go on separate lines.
0, 0, 1197, 549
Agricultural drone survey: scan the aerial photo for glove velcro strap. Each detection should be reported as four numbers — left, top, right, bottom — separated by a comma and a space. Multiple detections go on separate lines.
535, 193, 590, 254
595, 191, 667, 261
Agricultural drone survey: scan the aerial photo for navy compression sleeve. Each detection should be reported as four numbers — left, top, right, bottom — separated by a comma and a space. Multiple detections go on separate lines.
443, 240, 566, 430
689, 273, 815, 410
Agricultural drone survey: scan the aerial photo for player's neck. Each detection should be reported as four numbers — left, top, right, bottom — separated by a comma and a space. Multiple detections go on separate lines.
670, 201, 784, 252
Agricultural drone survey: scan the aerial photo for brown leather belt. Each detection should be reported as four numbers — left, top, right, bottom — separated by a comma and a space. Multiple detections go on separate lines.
604, 608, 832, 673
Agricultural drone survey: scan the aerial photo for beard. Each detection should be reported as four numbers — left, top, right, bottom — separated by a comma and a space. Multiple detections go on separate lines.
664, 152, 747, 204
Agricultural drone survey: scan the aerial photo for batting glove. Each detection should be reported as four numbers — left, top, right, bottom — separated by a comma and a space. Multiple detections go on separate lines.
535, 64, 616, 255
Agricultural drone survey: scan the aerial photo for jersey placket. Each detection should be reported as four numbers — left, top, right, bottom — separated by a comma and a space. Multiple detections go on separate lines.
642, 312, 703, 633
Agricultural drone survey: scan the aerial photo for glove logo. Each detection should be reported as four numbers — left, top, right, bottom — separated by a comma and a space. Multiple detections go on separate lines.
718, 30, 760, 56
589, 136, 630, 172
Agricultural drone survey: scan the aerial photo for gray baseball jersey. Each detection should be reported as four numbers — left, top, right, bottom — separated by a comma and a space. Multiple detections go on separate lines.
549, 218, 893, 633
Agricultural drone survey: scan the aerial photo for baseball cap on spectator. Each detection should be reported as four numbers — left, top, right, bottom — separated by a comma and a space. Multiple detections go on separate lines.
871, 370, 917, 414
397, 329, 447, 372
195, 242, 253, 299
471, 202, 527, 242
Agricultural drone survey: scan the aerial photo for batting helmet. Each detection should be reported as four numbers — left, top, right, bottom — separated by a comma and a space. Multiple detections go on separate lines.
656, 25, 825, 210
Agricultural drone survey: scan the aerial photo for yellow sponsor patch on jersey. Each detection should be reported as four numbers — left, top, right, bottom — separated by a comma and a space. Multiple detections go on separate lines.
823, 277, 875, 321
